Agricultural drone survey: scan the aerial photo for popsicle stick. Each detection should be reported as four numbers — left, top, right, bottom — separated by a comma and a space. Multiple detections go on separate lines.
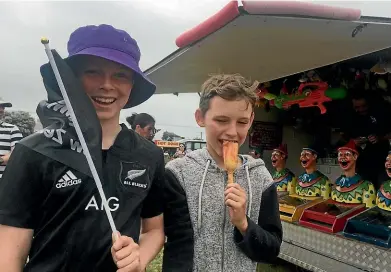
227, 171, 234, 184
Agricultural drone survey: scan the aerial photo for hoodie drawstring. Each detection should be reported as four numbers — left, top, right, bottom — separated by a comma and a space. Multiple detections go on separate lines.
245, 165, 253, 217
197, 159, 211, 233
197, 161, 253, 233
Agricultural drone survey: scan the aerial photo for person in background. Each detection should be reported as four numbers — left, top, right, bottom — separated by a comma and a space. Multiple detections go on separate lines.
173, 143, 186, 158
343, 90, 391, 189
126, 113, 157, 141
163, 74, 282, 271
249, 147, 262, 159
0, 99, 23, 179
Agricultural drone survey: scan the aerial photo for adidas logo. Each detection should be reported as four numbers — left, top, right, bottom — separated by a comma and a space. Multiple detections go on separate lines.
56, 170, 82, 189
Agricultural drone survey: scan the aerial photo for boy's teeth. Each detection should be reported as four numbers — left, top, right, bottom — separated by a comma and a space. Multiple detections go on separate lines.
93, 97, 115, 104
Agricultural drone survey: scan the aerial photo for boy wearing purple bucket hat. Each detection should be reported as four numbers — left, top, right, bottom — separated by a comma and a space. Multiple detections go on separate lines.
0, 24, 164, 272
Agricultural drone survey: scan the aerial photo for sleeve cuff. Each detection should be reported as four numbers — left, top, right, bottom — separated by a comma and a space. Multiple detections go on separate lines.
141, 210, 163, 219
233, 216, 257, 245
0, 214, 35, 229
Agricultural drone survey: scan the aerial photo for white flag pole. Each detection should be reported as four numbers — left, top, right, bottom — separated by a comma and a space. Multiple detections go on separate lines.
41, 37, 117, 234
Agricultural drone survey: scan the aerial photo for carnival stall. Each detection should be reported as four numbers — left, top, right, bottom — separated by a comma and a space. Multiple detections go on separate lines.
145, 1, 391, 271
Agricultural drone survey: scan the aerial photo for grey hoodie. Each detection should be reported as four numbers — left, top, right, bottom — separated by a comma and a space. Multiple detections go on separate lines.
163, 148, 283, 272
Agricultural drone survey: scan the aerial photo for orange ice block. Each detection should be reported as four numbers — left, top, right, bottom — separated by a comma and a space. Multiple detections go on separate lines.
223, 141, 239, 183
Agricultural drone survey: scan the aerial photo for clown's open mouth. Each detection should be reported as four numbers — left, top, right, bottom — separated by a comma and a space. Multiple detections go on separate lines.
272, 160, 277, 164
340, 161, 349, 168
301, 160, 308, 167
387, 168, 391, 174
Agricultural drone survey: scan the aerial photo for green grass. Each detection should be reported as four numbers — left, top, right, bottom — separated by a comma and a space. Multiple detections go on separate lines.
146, 250, 163, 272
147, 250, 301, 272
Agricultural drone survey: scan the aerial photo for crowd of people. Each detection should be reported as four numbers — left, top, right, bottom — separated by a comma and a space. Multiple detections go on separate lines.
0, 24, 282, 272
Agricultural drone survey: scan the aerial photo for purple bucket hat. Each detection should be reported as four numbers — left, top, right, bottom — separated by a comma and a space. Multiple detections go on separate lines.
66, 24, 156, 108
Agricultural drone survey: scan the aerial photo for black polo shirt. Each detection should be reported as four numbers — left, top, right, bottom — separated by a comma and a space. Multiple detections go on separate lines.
0, 126, 165, 271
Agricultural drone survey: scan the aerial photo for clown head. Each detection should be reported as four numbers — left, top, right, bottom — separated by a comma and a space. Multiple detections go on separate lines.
300, 147, 318, 170
386, 151, 391, 178
338, 140, 358, 172
271, 144, 288, 169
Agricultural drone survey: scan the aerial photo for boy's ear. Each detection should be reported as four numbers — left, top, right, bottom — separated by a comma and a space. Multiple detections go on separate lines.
248, 111, 255, 128
195, 109, 205, 127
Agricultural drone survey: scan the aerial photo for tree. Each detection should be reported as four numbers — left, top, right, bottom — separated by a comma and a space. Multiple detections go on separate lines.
4, 111, 36, 137
162, 131, 182, 141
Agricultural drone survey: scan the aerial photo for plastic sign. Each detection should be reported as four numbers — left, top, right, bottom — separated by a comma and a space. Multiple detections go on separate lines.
155, 140, 180, 148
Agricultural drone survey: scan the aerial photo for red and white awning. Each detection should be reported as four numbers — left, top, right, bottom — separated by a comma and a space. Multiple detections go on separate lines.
145, 1, 391, 95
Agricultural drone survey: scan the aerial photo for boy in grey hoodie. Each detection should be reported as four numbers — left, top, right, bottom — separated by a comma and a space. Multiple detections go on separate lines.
163, 74, 283, 271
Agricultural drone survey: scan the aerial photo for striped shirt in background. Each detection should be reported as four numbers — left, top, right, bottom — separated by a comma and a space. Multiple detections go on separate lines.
0, 122, 23, 179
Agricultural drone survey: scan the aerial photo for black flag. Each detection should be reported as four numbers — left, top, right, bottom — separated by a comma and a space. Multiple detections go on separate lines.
19, 50, 103, 179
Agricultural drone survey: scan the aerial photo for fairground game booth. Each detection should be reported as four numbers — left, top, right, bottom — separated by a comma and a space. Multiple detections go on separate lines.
145, 1, 391, 272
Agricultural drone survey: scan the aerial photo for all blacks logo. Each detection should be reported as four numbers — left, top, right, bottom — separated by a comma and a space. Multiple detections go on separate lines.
120, 161, 149, 191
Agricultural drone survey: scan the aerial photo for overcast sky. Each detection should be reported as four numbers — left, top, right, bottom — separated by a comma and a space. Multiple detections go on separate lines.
1, 1, 391, 139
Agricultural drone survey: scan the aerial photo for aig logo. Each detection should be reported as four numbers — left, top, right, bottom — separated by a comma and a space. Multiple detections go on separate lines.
85, 195, 119, 212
